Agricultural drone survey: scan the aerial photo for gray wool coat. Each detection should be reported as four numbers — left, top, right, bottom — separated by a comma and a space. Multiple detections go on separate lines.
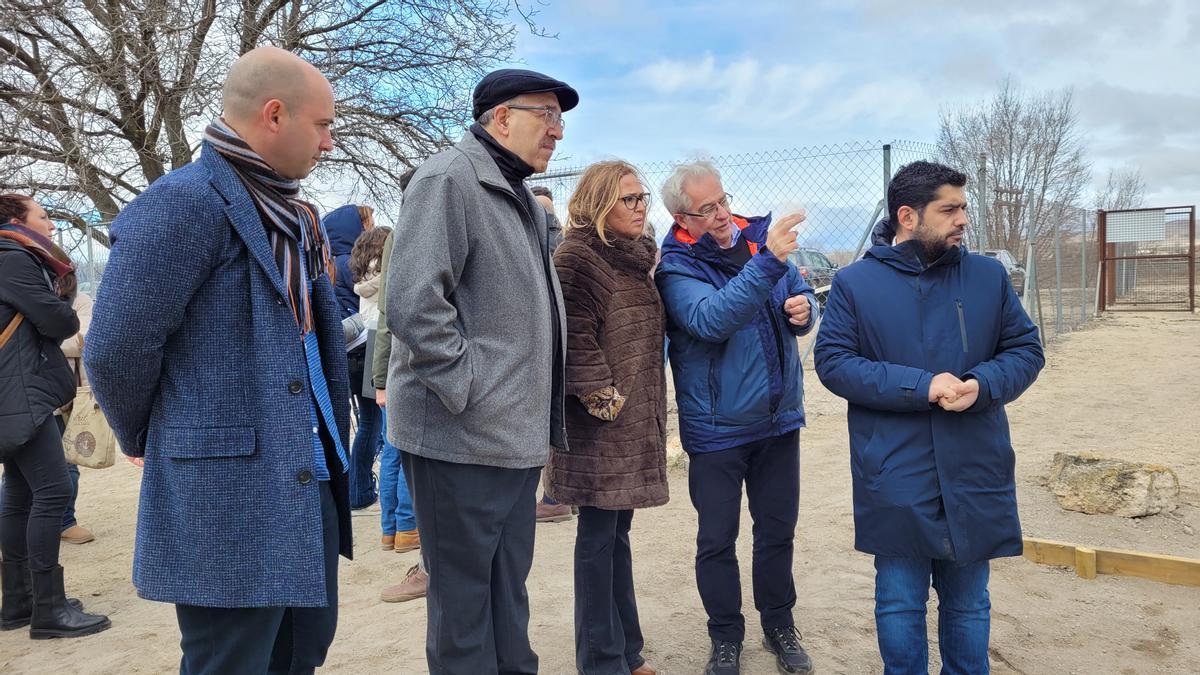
384, 132, 568, 468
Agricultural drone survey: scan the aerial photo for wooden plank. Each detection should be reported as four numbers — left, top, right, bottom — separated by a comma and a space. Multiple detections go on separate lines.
1022, 537, 1076, 566
1022, 537, 1200, 587
1095, 548, 1200, 587
1075, 547, 1097, 580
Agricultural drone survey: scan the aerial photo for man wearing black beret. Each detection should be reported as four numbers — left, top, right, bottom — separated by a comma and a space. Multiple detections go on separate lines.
384, 68, 577, 673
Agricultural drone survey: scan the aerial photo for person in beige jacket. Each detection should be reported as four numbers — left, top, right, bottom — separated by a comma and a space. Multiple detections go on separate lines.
56, 291, 94, 545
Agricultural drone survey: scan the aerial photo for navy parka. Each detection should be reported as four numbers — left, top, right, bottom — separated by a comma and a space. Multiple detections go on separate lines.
815, 240, 1043, 562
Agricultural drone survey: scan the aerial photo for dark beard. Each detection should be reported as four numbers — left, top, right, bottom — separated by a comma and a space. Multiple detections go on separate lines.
913, 215, 955, 263
919, 238, 949, 263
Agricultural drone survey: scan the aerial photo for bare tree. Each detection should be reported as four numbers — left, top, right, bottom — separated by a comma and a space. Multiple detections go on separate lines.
1095, 167, 1146, 211
938, 80, 1091, 261
0, 0, 548, 246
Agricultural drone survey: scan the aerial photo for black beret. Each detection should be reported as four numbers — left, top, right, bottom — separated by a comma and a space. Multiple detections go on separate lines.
472, 68, 579, 120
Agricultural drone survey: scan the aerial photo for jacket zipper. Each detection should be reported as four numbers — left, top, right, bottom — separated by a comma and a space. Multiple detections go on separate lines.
955, 298, 969, 353
765, 300, 787, 414
707, 358, 718, 419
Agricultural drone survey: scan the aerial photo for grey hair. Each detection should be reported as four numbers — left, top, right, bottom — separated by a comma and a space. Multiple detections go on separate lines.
475, 98, 519, 126
661, 160, 721, 215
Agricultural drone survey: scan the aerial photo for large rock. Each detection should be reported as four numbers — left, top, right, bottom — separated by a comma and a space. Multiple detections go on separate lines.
1047, 452, 1180, 517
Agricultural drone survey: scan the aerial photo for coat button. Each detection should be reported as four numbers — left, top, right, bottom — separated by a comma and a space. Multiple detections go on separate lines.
276, 295, 284, 305
288, 380, 304, 394
298, 469, 313, 485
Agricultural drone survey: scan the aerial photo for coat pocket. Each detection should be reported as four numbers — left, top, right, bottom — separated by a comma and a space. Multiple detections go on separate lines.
158, 426, 256, 459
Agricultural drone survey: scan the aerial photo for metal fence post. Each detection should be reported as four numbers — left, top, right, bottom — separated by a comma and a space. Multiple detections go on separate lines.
977, 153, 989, 253
1097, 210, 1108, 312
1054, 211, 1063, 335
1080, 209, 1087, 325
882, 144, 892, 209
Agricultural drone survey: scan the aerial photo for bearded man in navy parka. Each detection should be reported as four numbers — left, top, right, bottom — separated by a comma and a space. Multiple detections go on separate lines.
815, 161, 1044, 674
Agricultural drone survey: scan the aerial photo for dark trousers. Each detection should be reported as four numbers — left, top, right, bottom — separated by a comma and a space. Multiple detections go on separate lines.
175, 481, 340, 675
687, 430, 800, 643
575, 506, 645, 675
402, 451, 540, 675
0, 417, 72, 572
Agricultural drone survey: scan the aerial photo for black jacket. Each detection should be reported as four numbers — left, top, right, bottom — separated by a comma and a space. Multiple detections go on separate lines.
0, 238, 79, 452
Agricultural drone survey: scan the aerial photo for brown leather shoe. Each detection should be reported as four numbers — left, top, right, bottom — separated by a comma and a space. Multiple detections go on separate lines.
393, 529, 420, 553
380, 564, 428, 603
535, 502, 573, 523
630, 661, 657, 675
381, 533, 395, 551
60, 525, 95, 545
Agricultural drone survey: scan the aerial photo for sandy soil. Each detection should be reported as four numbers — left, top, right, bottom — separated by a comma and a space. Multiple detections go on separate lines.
2, 312, 1198, 674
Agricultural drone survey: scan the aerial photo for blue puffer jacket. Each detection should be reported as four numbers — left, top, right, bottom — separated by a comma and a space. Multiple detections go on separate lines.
321, 204, 364, 318
814, 240, 1044, 562
656, 214, 817, 454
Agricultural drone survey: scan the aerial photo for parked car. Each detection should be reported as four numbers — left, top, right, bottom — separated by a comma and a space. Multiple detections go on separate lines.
788, 247, 839, 306
983, 249, 1026, 296
788, 247, 838, 288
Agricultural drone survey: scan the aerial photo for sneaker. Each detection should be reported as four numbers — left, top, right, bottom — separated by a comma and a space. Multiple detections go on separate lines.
380, 564, 427, 603
393, 529, 420, 553
59, 525, 95, 545
705, 639, 742, 675
535, 501, 573, 523
762, 626, 813, 674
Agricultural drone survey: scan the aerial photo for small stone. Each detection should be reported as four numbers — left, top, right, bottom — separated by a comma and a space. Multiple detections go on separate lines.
1047, 452, 1180, 517
1184, 524, 1195, 536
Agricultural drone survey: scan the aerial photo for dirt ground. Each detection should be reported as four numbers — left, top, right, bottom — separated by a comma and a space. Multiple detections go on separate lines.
2, 312, 1198, 674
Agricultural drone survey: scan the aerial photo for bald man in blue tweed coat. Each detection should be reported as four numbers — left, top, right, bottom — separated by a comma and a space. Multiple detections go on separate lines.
85, 47, 352, 674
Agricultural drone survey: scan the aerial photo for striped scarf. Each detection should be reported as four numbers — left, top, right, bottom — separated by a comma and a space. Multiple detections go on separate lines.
203, 118, 331, 333
0, 223, 75, 279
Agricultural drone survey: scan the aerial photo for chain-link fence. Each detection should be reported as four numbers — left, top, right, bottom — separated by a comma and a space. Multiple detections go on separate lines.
56, 139, 1112, 346
52, 220, 111, 297
1021, 205, 1101, 342
532, 140, 1105, 348
532, 140, 938, 272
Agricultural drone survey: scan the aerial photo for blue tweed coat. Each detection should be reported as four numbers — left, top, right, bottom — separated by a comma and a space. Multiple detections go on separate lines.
84, 144, 353, 608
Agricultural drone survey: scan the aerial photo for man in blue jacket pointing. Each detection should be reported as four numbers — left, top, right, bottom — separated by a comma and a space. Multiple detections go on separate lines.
815, 161, 1044, 674
656, 161, 818, 675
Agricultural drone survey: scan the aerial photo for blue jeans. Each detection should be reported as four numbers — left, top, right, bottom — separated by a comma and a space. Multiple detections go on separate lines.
378, 410, 415, 534
874, 556, 991, 675
349, 394, 382, 509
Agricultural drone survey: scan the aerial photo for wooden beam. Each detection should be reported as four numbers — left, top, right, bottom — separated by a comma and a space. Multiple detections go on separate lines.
1022, 537, 1200, 587
1075, 547, 1097, 580
1022, 537, 1076, 566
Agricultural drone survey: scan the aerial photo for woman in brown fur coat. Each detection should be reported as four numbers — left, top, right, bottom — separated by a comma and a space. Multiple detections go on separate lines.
547, 160, 667, 675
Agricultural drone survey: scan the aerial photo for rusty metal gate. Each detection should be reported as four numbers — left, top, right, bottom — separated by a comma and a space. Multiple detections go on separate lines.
1097, 206, 1195, 312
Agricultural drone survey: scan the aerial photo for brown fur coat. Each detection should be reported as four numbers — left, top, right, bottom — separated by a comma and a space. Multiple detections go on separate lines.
546, 226, 668, 510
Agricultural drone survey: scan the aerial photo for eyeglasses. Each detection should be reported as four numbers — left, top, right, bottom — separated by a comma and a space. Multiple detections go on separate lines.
505, 104, 565, 130
679, 193, 732, 220
619, 193, 651, 210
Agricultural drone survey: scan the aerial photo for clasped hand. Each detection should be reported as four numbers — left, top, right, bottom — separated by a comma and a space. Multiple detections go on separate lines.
928, 372, 979, 412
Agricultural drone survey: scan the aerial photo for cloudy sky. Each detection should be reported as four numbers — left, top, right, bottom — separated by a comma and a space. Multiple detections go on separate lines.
495, 0, 1198, 207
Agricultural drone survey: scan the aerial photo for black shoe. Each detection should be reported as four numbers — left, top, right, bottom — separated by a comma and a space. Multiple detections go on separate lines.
29, 566, 110, 639
705, 639, 742, 675
1, 561, 82, 631
763, 626, 814, 674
